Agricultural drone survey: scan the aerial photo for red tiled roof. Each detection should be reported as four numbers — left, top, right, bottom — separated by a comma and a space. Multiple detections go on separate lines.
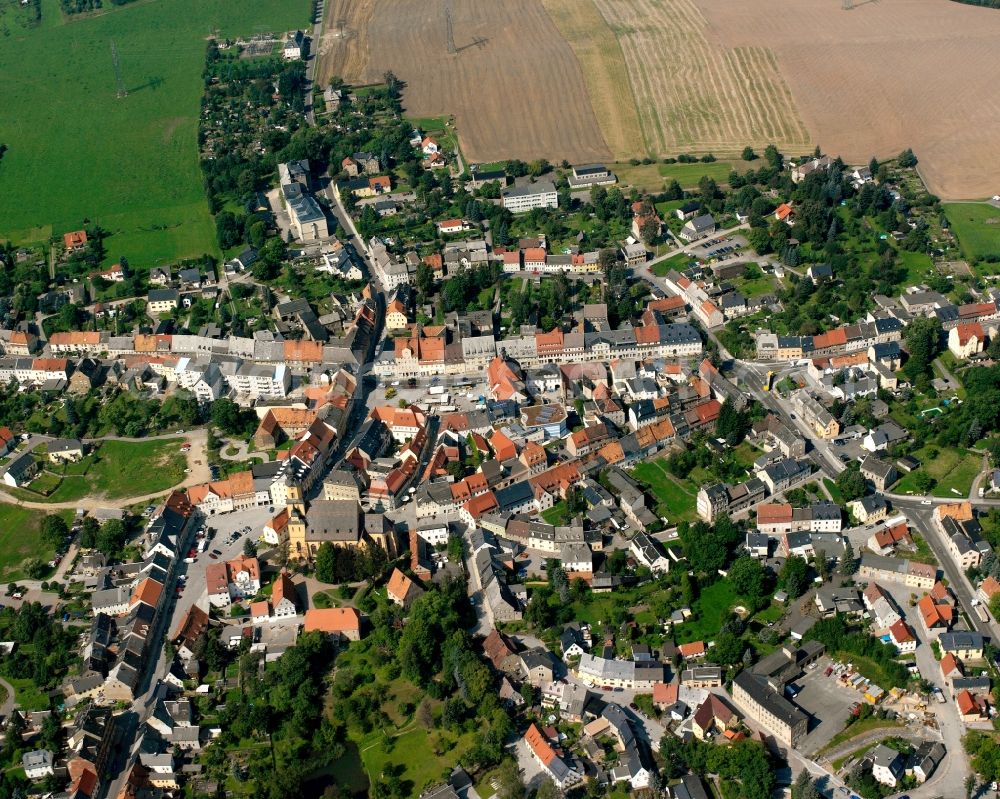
940, 653, 963, 678
524, 723, 557, 766
955, 322, 985, 345
679, 641, 705, 657
757, 503, 793, 524
304, 607, 361, 634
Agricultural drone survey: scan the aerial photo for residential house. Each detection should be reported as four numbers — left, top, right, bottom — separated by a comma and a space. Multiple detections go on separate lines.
147, 289, 180, 315
871, 744, 905, 787
860, 454, 897, 491
939, 631, 984, 661
302, 607, 362, 641
386, 568, 423, 609
501, 182, 558, 214
524, 724, 583, 790
680, 214, 716, 242
948, 322, 986, 359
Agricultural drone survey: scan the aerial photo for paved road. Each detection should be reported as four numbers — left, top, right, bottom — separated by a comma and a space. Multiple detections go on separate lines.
0, 675, 16, 718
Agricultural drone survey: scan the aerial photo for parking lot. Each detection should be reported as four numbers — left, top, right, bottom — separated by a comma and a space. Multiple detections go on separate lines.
166, 505, 274, 631
368, 374, 491, 416
792, 657, 859, 757
687, 233, 749, 260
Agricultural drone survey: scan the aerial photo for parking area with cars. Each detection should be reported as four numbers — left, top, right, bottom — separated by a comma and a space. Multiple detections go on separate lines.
791, 658, 860, 757
165, 505, 274, 628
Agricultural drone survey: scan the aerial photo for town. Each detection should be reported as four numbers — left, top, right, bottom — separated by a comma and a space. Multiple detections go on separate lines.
2, 28, 1000, 799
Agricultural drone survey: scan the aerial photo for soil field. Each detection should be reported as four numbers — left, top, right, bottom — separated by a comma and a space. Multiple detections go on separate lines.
540, 0, 644, 159
592, 0, 811, 157
699, 0, 1000, 199
314, 0, 374, 87
356, 0, 612, 164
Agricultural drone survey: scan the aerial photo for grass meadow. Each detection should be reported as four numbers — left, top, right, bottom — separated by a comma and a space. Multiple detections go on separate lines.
943, 203, 1000, 263
0, 0, 309, 264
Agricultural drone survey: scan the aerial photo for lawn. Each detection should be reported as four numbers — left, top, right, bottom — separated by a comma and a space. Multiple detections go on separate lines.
630, 459, 698, 524
818, 716, 904, 756
6, 677, 52, 712
0, 505, 73, 580
0, 0, 309, 264
613, 159, 747, 192
358, 726, 472, 795
943, 203, 1000, 262
542, 501, 572, 525
12, 439, 187, 503
824, 478, 844, 504
650, 252, 693, 277
674, 579, 738, 644
893, 445, 982, 498
897, 250, 933, 283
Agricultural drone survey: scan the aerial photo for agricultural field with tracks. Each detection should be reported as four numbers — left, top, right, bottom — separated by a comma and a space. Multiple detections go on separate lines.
322, 0, 613, 164
592, 0, 811, 156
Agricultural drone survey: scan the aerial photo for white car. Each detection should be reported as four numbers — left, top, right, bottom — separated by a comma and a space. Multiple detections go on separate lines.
921, 499, 933, 505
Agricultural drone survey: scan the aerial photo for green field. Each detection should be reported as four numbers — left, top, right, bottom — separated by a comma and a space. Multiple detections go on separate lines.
12, 439, 186, 503
893, 445, 982, 498
650, 252, 692, 277
897, 250, 934, 283
674, 579, 737, 644
613, 159, 747, 192
630, 459, 698, 524
0, 0, 309, 263
943, 203, 1000, 262
0, 505, 73, 580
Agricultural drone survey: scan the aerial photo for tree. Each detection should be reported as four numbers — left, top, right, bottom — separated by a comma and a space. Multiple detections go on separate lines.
835, 466, 867, 502
791, 771, 821, 799
989, 592, 1000, 622
747, 227, 771, 255
741, 146, 757, 161
494, 759, 525, 799
534, 779, 559, 799
79, 516, 99, 549
729, 555, 766, 604
913, 471, 936, 493
96, 519, 127, 556
841, 539, 858, 576
898, 148, 918, 168
780, 555, 810, 599
639, 218, 660, 246
903, 316, 942, 381
764, 144, 783, 170
716, 400, 751, 445
243, 538, 258, 558
215, 211, 244, 249
713, 630, 745, 664
41, 515, 69, 549
315, 542, 336, 584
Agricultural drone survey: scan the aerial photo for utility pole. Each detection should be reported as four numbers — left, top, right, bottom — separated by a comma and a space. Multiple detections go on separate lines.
444, 0, 455, 55
111, 40, 127, 98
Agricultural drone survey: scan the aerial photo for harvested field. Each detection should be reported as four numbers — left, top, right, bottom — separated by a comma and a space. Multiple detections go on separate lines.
540, 0, 644, 159
699, 0, 1000, 199
592, 0, 811, 156
315, 0, 375, 86
359, 0, 611, 164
